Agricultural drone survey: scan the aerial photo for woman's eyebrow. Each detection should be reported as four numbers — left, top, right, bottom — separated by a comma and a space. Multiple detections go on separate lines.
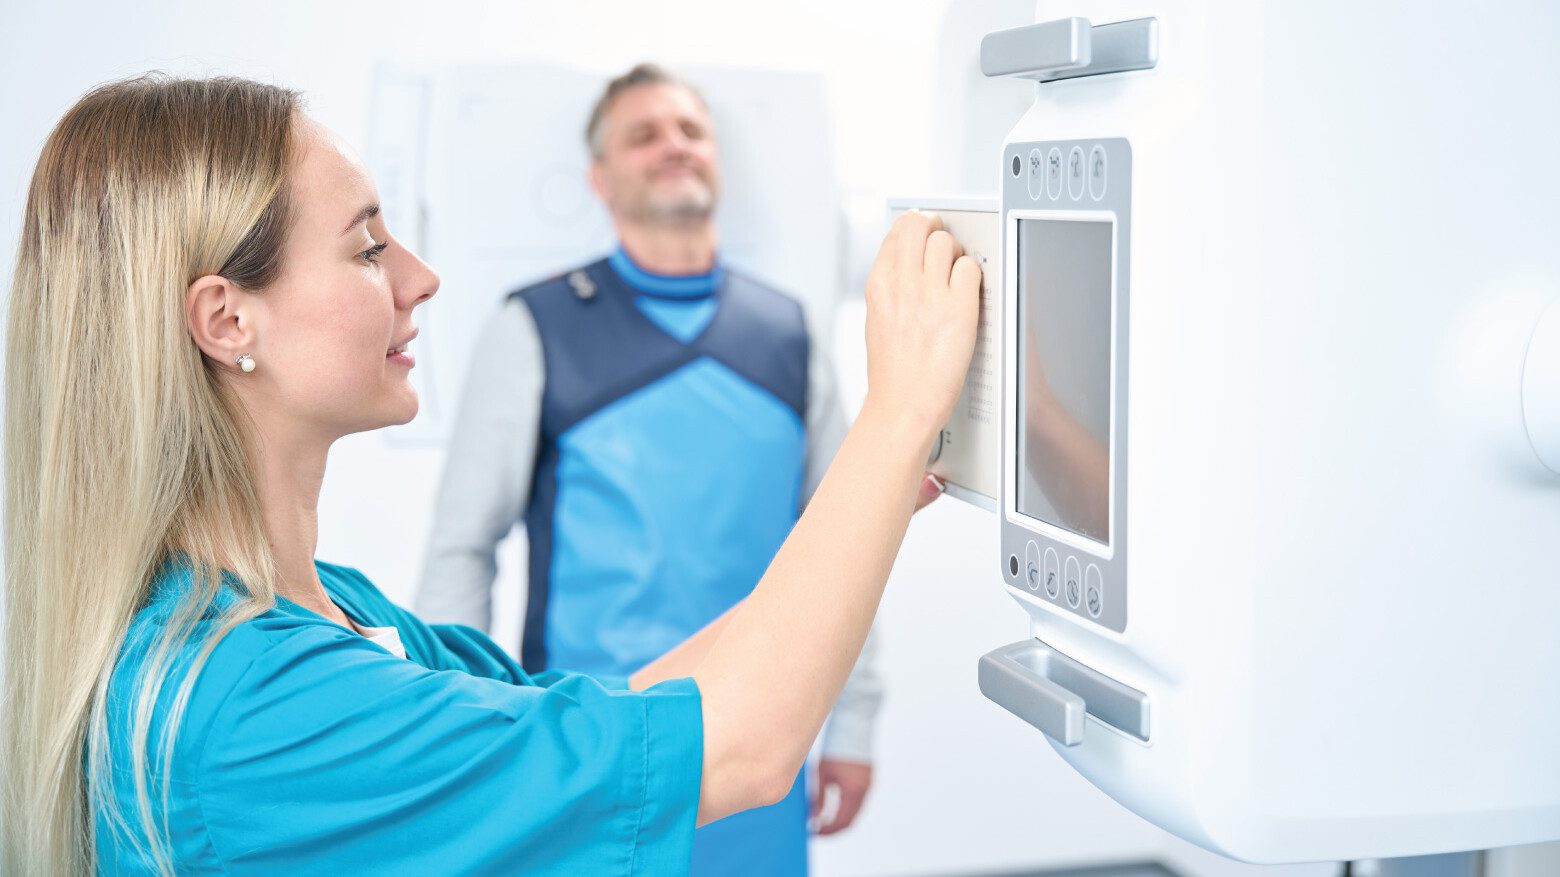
340, 204, 380, 236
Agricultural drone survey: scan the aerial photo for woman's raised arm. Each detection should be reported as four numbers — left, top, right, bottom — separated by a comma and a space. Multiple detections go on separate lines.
630, 211, 981, 824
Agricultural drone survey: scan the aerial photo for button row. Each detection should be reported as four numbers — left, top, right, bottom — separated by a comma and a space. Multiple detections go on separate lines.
1021, 540, 1104, 618
1018, 144, 1107, 203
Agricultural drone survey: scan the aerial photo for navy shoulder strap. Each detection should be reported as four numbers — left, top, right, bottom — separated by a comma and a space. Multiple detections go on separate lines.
692, 270, 810, 420
514, 259, 697, 439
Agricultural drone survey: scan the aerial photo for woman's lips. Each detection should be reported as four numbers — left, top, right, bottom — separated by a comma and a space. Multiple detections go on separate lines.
387, 328, 418, 367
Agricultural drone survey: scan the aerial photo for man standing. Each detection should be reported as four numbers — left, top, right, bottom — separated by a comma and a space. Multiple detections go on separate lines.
418, 64, 934, 874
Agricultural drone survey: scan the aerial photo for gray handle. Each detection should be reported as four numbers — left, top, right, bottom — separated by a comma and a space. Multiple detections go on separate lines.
981, 17, 1159, 84
978, 639, 1150, 745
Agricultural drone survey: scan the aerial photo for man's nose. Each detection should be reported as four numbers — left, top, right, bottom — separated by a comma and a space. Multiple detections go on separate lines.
660, 127, 694, 157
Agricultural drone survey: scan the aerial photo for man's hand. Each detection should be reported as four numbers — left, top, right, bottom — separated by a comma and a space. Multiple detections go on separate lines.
810, 758, 874, 835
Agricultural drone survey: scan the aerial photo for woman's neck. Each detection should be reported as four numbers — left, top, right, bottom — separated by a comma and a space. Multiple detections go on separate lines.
249, 423, 344, 624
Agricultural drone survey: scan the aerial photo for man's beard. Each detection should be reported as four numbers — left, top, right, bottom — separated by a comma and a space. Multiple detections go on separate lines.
632, 180, 716, 227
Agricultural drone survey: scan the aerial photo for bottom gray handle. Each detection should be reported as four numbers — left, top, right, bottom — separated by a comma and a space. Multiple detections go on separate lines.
978, 639, 1150, 745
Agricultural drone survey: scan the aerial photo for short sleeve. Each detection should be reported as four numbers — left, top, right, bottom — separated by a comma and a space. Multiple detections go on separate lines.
192, 622, 702, 875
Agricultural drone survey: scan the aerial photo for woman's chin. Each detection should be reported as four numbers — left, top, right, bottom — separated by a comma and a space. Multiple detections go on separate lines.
338, 386, 421, 437
389, 393, 420, 426
370, 390, 420, 430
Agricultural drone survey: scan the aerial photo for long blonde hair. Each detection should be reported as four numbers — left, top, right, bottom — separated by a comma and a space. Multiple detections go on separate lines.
3, 75, 301, 874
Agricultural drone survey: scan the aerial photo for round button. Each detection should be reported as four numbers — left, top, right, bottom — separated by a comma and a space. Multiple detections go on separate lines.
1067, 146, 1086, 200
1008, 554, 1020, 578
1085, 564, 1104, 618
1064, 556, 1082, 608
1011, 153, 1022, 177
1024, 541, 1042, 591
1043, 547, 1060, 599
1045, 148, 1063, 200
1026, 148, 1044, 201
1088, 145, 1107, 201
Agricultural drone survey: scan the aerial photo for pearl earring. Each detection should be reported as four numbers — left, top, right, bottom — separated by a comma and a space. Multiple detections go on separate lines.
236, 354, 256, 373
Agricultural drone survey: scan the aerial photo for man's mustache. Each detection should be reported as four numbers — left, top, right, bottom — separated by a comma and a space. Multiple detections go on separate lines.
650, 159, 709, 179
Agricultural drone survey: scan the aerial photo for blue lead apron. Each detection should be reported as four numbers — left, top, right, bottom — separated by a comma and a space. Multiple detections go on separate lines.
515, 251, 812, 875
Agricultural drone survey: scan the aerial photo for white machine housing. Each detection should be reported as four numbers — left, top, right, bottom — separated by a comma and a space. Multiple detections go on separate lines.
979, 0, 1560, 863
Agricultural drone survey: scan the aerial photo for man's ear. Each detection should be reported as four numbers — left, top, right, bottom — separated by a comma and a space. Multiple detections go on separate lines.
186, 274, 257, 370
588, 160, 611, 205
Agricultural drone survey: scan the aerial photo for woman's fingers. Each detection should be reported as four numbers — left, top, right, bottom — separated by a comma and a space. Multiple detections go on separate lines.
892, 210, 943, 280
950, 253, 981, 298
923, 229, 963, 283
860, 210, 982, 434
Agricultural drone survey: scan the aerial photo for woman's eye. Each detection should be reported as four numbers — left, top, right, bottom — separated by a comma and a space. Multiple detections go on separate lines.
360, 241, 389, 264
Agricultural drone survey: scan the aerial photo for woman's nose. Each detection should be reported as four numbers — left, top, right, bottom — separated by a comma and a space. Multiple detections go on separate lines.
395, 242, 439, 308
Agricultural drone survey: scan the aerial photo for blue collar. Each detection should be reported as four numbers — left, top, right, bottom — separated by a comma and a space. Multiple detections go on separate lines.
607, 246, 724, 299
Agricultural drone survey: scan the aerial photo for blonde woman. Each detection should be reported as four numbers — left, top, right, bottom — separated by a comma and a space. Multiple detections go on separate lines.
1, 75, 978, 875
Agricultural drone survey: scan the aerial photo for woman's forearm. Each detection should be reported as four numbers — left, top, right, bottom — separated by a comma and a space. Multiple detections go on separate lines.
690, 402, 933, 824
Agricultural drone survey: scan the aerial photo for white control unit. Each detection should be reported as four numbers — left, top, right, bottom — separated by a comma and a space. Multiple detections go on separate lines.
974, 0, 1560, 864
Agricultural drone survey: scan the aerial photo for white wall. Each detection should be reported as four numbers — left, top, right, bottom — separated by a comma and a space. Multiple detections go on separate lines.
2, 2, 1535, 875
0, 0, 949, 592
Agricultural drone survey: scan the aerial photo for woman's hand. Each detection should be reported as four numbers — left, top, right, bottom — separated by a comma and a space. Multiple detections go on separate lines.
862, 211, 983, 441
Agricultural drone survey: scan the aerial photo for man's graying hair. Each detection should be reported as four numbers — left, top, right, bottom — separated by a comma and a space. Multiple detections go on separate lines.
585, 63, 709, 158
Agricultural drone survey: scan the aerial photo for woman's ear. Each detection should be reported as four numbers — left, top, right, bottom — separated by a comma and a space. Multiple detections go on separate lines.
186, 274, 257, 370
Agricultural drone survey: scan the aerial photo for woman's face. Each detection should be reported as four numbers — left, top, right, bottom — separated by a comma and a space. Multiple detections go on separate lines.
241, 115, 439, 439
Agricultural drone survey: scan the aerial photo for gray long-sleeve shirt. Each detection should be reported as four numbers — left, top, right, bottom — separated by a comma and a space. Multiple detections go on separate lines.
416, 295, 882, 762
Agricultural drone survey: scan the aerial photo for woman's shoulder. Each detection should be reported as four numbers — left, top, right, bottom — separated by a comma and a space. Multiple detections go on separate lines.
117, 566, 366, 699
114, 557, 480, 726
107, 565, 385, 782
115, 611, 365, 736
118, 560, 405, 703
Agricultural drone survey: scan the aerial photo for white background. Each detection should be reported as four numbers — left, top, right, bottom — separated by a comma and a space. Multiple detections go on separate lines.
3, 1, 1557, 875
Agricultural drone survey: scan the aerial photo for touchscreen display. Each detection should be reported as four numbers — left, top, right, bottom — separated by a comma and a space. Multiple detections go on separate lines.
1015, 218, 1112, 545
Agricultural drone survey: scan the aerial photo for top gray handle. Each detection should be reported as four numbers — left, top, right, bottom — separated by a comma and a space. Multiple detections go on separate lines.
981, 17, 1159, 83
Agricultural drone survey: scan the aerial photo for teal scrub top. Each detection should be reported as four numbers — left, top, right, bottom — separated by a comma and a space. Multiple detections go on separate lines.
93, 559, 704, 875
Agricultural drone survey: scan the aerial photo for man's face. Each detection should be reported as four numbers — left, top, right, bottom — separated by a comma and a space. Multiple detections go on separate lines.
590, 82, 720, 227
